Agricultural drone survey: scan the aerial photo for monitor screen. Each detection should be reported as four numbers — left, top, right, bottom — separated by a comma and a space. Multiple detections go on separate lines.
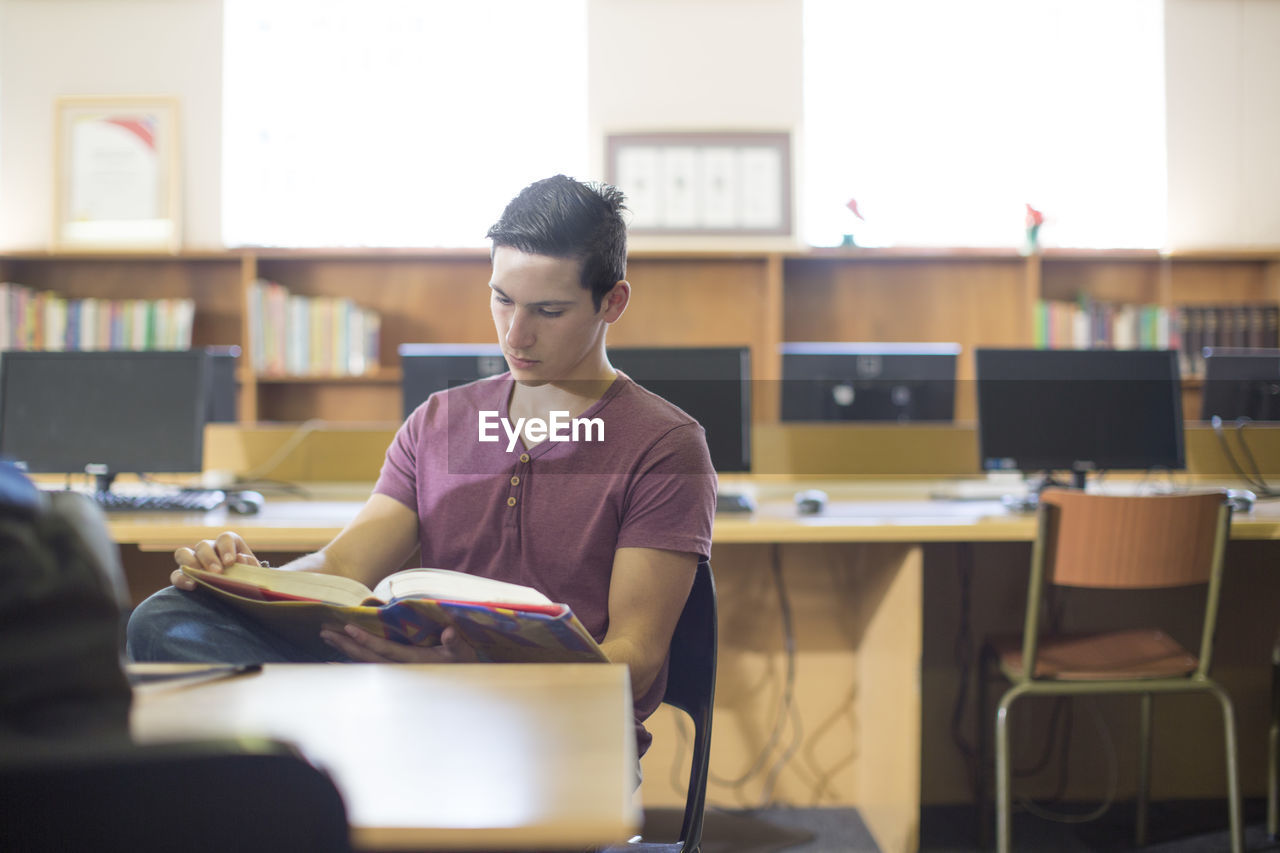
609, 346, 751, 474
399, 343, 752, 473
207, 346, 241, 423
1199, 347, 1280, 422
975, 348, 1185, 482
399, 344, 509, 417
780, 342, 959, 422
0, 350, 212, 479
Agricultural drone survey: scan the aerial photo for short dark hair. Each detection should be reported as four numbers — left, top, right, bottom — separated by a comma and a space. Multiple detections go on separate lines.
486, 175, 628, 310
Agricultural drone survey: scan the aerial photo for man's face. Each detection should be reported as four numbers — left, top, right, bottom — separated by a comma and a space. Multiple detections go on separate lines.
489, 247, 609, 385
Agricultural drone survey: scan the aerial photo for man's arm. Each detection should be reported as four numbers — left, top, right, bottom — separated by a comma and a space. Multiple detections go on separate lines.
599, 545, 698, 698
171, 493, 421, 589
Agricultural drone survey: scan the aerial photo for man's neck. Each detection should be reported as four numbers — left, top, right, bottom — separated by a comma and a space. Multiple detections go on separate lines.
508, 369, 618, 424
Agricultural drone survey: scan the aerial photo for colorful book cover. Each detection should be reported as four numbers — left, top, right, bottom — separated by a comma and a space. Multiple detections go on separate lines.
183, 565, 607, 664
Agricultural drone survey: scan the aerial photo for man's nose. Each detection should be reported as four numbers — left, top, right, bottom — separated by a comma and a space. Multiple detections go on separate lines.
505, 310, 534, 349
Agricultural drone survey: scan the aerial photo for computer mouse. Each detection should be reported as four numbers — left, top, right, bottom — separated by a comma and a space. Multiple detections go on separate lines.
795, 489, 828, 515
1225, 489, 1256, 514
226, 490, 265, 515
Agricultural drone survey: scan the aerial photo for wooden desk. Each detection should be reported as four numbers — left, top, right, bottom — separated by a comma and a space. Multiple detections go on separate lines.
130, 663, 639, 851
105, 479, 1280, 552
109, 480, 1280, 853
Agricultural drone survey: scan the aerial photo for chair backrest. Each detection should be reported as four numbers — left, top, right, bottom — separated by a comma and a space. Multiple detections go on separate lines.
0, 462, 133, 738
0, 737, 351, 852
1024, 489, 1232, 678
1039, 489, 1229, 589
663, 559, 717, 853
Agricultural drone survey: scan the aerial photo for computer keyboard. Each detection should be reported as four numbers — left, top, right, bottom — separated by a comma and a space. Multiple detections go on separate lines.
89, 489, 227, 513
715, 491, 756, 514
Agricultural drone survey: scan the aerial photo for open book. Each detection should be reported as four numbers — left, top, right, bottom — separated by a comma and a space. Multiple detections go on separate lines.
181, 563, 607, 663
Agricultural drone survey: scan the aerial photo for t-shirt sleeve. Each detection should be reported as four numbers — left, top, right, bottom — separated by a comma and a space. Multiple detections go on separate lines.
372, 404, 422, 511
616, 421, 716, 562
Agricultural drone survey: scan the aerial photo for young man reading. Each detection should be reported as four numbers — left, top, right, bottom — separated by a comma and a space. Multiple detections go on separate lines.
127, 175, 717, 758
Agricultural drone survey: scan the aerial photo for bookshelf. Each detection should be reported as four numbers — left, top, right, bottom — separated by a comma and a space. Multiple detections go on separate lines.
2, 247, 1278, 426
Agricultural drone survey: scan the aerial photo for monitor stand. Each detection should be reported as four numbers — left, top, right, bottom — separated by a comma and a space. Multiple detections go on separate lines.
1003, 470, 1088, 514
1028, 470, 1088, 492
86, 465, 117, 495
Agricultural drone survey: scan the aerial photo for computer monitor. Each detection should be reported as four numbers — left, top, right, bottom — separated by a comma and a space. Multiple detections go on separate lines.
975, 348, 1185, 489
399, 343, 752, 473
1199, 347, 1280, 422
207, 346, 241, 423
609, 346, 751, 474
399, 344, 509, 417
0, 350, 213, 491
780, 342, 959, 422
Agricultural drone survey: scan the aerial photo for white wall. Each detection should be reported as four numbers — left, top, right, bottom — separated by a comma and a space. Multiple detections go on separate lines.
0, 0, 223, 250
587, 0, 804, 248
0, 0, 1276, 251
1165, 0, 1280, 249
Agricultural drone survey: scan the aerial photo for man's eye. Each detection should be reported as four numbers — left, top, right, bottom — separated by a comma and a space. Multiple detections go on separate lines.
493, 294, 513, 305
539, 309, 564, 318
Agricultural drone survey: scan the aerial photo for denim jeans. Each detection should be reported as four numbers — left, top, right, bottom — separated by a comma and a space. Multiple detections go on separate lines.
126, 586, 349, 664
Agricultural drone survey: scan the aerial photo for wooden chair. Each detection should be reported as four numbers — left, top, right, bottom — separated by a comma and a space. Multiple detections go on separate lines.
0, 736, 351, 852
976, 489, 1242, 853
606, 559, 717, 853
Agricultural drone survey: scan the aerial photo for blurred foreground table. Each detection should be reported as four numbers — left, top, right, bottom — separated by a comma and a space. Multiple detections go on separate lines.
130, 662, 639, 851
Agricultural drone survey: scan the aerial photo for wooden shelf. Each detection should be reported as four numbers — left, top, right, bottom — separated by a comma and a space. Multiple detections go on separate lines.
2, 247, 1276, 425
255, 367, 402, 385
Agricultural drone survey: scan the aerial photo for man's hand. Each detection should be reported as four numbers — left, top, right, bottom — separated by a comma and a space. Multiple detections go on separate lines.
319, 624, 479, 663
171, 531, 261, 590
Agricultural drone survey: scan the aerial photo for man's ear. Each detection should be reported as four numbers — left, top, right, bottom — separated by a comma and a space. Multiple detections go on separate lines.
600, 280, 630, 323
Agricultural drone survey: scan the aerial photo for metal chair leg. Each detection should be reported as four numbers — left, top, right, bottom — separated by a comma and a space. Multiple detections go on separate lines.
1270, 716, 1278, 840
975, 646, 992, 849
1271, 641, 1279, 840
995, 691, 1018, 853
1136, 692, 1152, 848
1209, 685, 1244, 853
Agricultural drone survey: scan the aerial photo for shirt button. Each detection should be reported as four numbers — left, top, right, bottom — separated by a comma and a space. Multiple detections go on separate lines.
510, 476, 520, 486
507, 496, 517, 507
519, 453, 530, 463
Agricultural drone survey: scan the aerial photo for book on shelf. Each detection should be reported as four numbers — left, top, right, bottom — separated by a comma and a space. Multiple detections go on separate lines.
182, 562, 608, 664
1174, 303, 1279, 377
1033, 298, 1174, 351
1034, 298, 1280, 378
0, 281, 194, 351
249, 279, 381, 377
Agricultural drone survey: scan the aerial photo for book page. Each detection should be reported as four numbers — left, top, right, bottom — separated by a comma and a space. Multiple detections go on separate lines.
374, 567, 553, 607
189, 563, 376, 606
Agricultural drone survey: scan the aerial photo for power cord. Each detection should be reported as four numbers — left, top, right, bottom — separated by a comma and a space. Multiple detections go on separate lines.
235, 418, 325, 483
1015, 698, 1118, 824
950, 544, 979, 796
1211, 415, 1279, 496
757, 544, 803, 806
709, 544, 800, 808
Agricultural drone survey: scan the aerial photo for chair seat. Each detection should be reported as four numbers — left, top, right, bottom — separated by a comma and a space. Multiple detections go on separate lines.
994, 628, 1199, 680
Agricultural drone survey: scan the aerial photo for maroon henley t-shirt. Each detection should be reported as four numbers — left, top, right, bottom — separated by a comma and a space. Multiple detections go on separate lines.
373, 371, 716, 755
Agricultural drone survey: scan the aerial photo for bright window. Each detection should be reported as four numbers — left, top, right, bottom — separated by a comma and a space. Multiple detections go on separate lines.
222, 1, 587, 247
802, 0, 1166, 249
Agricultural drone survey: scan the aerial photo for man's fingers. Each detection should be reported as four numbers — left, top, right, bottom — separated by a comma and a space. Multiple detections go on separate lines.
169, 567, 197, 590
173, 532, 258, 590
215, 533, 246, 567
440, 626, 479, 662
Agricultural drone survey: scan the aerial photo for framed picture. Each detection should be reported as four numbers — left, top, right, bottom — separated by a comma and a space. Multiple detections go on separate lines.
606, 132, 792, 236
54, 96, 181, 253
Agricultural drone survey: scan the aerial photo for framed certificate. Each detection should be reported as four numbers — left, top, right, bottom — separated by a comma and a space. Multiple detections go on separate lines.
606, 132, 792, 236
54, 96, 181, 253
